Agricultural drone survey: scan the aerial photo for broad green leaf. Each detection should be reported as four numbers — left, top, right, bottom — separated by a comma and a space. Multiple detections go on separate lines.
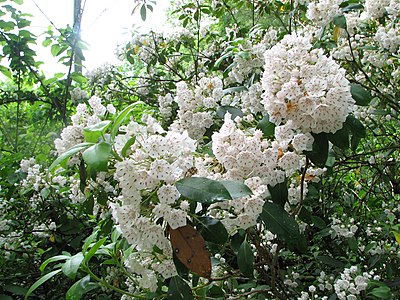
260, 202, 306, 252
230, 230, 245, 255
216, 106, 244, 120
62, 252, 84, 280
40, 254, 71, 272
223, 86, 247, 95
66, 275, 99, 300
4, 285, 28, 296
70, 72, 88, 84
82, 230, 99, 253
50, 44, 61, 57
306, 133, 328, 167
316, 255, 345, 268
311, 216, 326, 229
83, 120, 111, 143
328, 125, 350, 149
368, 286, 392, 299
237, 240, 254, 278
346, 115, 366, 138
342, 3, 364, 13
220, 180, 252, 199
350, 84, 372, 106
167, 276, 193, 300
0, 65, 12, 78
0, 294, 13, 300
214, 52, 233, 68
140, 4, 147, 21
84, 237, 107, 263
110, 102, 144, 140
121, 136, 136, 157
197, 216, 228, 244
257, 115, 275, 137
333, 14, 347, 29
268, 179, 288, 208
49, 142, 94, 172
176, 177, 232, 204
392, 231, 400, 245
82, 142, 112, 172
25, 269, 62, 299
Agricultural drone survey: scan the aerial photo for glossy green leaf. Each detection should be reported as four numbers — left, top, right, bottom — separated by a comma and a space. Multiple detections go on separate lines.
260, 202, 306, 251
216, 106, 244, 120
110, 102, 144, 140
306, 133, 328, 167
66, 275, 99, 300
197, 216, 228, 244
83, 120, 111, 143
220, 180, 252, 199
40, 254, 71, 272
176, 177, 232, 204
328, 125, 350, 149
257, 115, 275, 137
350, 83, 372, 106
368, 286, 392, 299
333, 14, 347, 29
268, 179, 288, 208
140, 4, 147, 21
237, 240, 254, 278
62, 252, 84, 280
49, 142, 94, 172
346, 115, 366, 138
316, 255, 345, 268
25, 269, 62, 299
121, 136, 136, 157
167, 276, 193, 300
84, 237, 107, 263
82, 142, 112, 172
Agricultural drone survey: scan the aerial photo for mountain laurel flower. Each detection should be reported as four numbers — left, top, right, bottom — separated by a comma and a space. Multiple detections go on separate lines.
262, 33, 354, 134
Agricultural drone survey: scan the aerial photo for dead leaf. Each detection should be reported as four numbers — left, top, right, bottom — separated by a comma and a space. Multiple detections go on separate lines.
169, 224, 211, 278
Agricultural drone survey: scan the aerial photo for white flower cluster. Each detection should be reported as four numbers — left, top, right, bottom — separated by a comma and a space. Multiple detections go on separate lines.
110, 117, 197, 282
306, 0, 343, 27
19, 159, 46, 191
375, 25, 400, 53
330, 217, 358, 238
262, 33, 354, 134
334, 266, 371, 300
171, 76, 223, 139
365, 0, 390, 18
387, 0, 400, 18
54, 96, 112, 160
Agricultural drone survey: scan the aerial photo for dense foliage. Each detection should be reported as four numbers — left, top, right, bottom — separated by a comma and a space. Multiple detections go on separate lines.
1, 0, 400, 299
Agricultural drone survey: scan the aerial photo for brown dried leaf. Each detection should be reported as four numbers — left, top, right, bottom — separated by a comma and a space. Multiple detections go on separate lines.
169, 224, 211, 278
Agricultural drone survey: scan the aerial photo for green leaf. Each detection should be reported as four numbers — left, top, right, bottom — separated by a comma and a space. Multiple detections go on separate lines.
257, 115, 275, 137
260, 202, 306, 252
333, 14, 347, 29
50, 44, 61, 57
311, 216, 326, 229
216, 106, 244, 120
121, 136, 136, 157
84, 237, 107, 263
66, 275, 99, 300
223, 86, 247, 95
40, 254, 71, 272
83, 120, 111, 143
220, 180, 253, 199
0, 65, 12, 78
306, 133, 328, 167
168, 276, 193, 300
62, 252, 84, 280
70, 72, 88, 84
369, 286, 392, 299
0, 295, 13, 300
110, 102, 144, 140
82, 142, 112, 172
49, 142, 94, 172
350, 84, 372, 106
197, 216, 228, 244
82, 230, 99, 253
268, 179, 288, 207
140, 4, 147, 21
341, 3, 364, 13
230, 230, 245, 254
237, 240, 254, 278
328, 125, 350, 149
346, 115, 366, 138
25, 269, 62, 299
316, 255, 345, 268
176, 177, 232, 204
